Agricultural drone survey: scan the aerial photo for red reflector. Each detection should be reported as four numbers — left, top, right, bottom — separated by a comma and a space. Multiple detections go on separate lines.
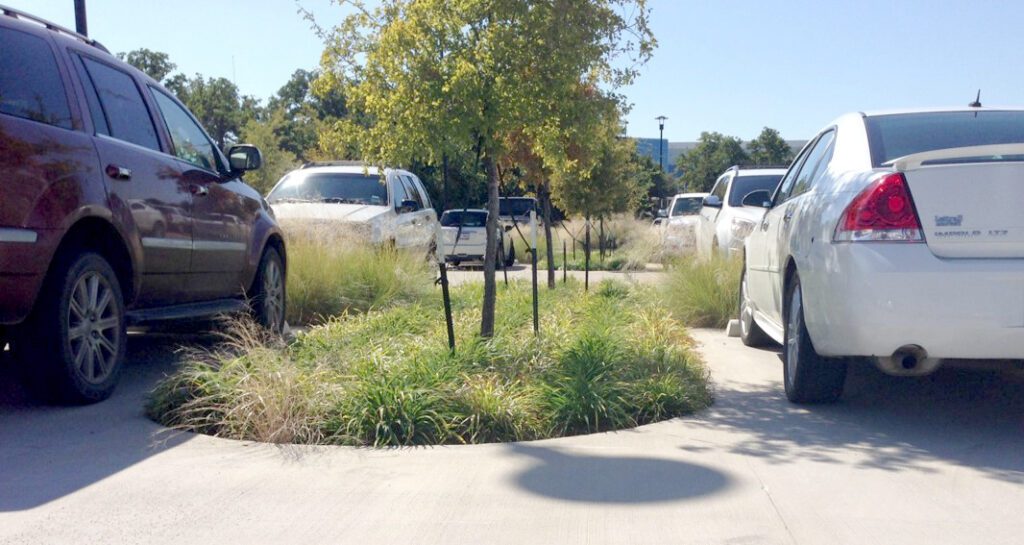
835, 173, 924, 242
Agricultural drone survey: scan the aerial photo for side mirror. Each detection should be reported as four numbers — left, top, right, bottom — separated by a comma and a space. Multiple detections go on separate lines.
741, 190, 772, 208
399, 199, 420, 213
702, 195, 723, 208
656, 208, 668, 218
227, 144, 262, 172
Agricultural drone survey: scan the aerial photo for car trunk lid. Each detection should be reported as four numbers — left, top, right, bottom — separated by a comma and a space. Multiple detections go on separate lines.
894, 144, 1024, 258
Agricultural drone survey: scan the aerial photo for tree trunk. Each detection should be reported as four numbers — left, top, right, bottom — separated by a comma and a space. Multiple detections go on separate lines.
480, 156, 500, 338
541, 183, 555, 289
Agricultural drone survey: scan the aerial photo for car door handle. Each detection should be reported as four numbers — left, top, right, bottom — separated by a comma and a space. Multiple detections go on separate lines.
105, 164, 132, 181
190, 184, 209, 197
783, 210, 794, 223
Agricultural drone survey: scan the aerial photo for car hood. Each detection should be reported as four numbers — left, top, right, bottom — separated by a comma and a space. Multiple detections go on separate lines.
667, 215, 700, 227
729, 206, 767, 224
269, 202, 390, 224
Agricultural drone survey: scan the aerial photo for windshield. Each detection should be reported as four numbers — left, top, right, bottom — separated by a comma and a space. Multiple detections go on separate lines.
499, 198, 536, 216
866, 111, 1024, 167
267, 172, 388, 205
670, 197, 702, 216
441, 210, 488, 227
729, 175, 783, 207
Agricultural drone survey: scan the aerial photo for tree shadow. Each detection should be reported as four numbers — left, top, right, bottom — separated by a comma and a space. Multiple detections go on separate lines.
0, 334, 205, 511
691, 355, 1024, 483
506, 442, 731, 504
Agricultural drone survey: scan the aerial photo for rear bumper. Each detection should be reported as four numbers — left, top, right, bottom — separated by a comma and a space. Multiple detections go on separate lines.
803, 243, 1024, 360
0, 229, 57, 324
445, 254, 484, 263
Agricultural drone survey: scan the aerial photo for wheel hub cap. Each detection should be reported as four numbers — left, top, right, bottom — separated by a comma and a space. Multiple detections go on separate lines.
67, 272, 120, 384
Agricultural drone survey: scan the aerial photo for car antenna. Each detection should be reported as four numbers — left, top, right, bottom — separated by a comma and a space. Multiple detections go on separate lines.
968, 89, 982, 108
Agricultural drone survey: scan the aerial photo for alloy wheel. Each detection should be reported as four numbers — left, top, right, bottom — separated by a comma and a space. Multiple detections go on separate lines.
786, 284, 802, 390
67, 271, 121, 384
262, 259, 284, 331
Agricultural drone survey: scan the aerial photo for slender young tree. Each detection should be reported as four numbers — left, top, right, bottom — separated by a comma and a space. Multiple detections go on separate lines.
316, 0, 653, 337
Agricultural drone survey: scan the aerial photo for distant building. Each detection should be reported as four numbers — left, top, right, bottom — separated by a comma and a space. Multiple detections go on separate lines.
634, 137, 807, 174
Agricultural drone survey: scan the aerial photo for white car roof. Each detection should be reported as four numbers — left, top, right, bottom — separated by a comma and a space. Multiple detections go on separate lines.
735, 168, 787, 176
858, 105, 1024, 118
671, 192, 709, 199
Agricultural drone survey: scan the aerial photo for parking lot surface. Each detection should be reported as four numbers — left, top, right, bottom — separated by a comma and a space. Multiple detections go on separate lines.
2, 330, 1023, 544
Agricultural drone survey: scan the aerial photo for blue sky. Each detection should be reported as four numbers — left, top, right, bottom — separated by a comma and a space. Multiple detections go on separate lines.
10, 0, 1024, 141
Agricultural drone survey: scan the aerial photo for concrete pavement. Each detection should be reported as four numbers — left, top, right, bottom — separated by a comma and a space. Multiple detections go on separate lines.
2, 330, 1024, 544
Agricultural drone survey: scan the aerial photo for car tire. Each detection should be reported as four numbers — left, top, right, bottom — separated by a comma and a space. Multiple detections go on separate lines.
251, 247, 286, 335
739, 267, 771, 347
783, 275, 846, 404
23, 251, 127, 404
505, 239, 516, 267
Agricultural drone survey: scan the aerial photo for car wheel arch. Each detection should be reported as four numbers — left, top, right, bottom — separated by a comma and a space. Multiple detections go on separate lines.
50, 217, 136, 306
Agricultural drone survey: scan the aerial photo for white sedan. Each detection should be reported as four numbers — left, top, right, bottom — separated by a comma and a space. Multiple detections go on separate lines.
739, 107, 1024, 403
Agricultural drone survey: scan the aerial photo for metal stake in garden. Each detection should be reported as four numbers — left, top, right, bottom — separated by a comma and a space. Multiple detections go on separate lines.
530, 210, 539, 334
562, 240, 567, 284
434, 223, 455, 351
584, 218, 591, 292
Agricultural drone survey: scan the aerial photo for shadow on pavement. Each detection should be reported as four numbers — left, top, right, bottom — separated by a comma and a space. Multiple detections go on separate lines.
507, 442, 731, 504
694, 354, 1024, 484
0, 334, 206, 512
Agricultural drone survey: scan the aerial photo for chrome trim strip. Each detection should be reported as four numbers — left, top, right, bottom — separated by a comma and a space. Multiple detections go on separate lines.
0, 228, 38, 244
141, 237, 192, 250
193, 241, 247, 252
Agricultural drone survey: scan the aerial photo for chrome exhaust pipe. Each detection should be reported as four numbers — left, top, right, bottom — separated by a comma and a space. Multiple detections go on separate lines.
875, 345, 941, 376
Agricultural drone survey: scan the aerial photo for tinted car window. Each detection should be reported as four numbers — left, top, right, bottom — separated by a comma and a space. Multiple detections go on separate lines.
670, 197, 703, 216
400, 175, 424, 208
866, 111, 1024, 167
70, 54, 109, 135
789, 130, 835, 199
268, 172, 388, 205
441, 211, 488, 227
728, 175, 783, 207
80, 56, 160, 151
151, 89, 219, 171
774, 141, 815, 205
0, 27, 72, 129
499, 198, 536, 216
711, 176, 729, 201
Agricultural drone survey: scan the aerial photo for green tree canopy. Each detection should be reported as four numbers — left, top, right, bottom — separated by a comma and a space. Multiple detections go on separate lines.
317, 0, 654, 337
166, 74, 250, 148
748, 127, 794, 166
117, 48, 176, 82
676, 132, 749, 192
239, 109, 299, 194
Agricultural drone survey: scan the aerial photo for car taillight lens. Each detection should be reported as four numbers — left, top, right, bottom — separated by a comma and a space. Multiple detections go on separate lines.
833, 173, 924, 242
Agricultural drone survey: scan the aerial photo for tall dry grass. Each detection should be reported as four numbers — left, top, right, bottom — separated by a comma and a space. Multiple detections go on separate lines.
661, 255, 743, 328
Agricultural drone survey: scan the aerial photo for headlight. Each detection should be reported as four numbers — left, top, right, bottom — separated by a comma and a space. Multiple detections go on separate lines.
730, 217, 756, 241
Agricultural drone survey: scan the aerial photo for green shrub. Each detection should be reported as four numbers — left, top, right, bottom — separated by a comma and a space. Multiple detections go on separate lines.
662, 255, 742, 328
148, 280, 713, 446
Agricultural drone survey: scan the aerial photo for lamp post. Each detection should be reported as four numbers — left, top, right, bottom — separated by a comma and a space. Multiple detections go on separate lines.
655, 116, 667, 171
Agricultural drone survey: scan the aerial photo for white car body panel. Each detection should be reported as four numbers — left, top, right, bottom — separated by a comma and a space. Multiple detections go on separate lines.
743, 109, 1024, 369
439, 209, 509, 263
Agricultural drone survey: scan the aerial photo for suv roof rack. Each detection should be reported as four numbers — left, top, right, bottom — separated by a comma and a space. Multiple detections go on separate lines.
300, 160, 370, 169
0, 4, 110, 53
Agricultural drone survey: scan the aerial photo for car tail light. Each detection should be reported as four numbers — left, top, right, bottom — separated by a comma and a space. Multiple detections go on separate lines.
833, 173, 924, 242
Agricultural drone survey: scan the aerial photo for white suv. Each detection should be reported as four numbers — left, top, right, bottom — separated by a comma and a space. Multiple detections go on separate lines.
268, 162, 438, 250
696, 166, 786, 256
660, 192, 707, 253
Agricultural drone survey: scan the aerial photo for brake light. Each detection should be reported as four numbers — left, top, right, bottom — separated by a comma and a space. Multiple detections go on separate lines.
834, 173, 924, 242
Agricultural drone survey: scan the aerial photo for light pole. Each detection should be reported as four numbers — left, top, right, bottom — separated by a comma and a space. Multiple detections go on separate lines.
655, 115, 667, 171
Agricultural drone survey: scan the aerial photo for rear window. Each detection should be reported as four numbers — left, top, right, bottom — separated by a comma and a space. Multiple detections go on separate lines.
866, 111, 1024, 167
728, 174, 783, 207
0, 27, 72, 129
441, 210, 488, 227
499, 198, 535, 216
268, 172, 388, 205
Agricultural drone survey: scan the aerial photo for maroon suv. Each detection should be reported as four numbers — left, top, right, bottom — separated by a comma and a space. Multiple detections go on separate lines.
0, 8, 287, 403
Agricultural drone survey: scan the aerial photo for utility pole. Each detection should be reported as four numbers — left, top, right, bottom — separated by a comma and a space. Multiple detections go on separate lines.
74, 0, 88, 36
656, 115, 667, 171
